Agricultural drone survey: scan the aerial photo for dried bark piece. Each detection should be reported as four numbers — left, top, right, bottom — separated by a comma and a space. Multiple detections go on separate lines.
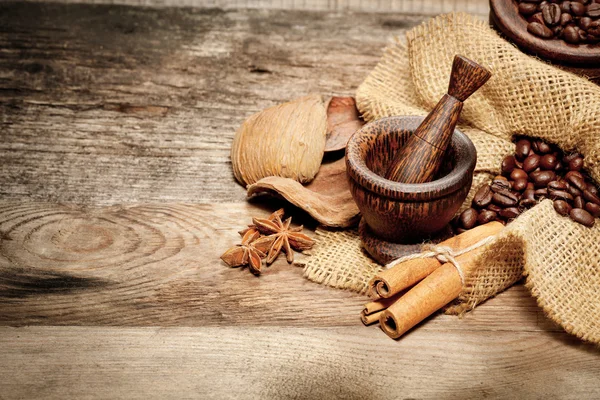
246, 158, 360, 228
324, 96, 365, 152
231, 94, 327, 186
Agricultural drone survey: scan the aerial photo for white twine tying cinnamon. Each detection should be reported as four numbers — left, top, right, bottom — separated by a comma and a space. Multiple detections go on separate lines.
384, 235, 497, 286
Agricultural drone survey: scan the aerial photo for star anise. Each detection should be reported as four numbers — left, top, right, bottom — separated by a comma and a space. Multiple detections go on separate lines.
252, 214, 315, 264
220, 229, 274, 275
238, 208, 285, 238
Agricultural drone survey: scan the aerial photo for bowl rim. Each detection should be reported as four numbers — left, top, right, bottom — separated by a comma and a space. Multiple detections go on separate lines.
345, 115, 477, 201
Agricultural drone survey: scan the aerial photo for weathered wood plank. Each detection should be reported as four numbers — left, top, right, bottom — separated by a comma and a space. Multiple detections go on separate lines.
0, 201, 562, 332
0, 2, 424, 205
26, 0, 491, 15
1, 326, 598, 400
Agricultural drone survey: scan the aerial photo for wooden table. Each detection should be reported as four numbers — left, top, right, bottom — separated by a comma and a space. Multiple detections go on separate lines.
1, 2, 599, 398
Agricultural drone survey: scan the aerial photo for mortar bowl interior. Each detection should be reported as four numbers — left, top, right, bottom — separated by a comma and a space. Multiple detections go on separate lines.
345, 116, 477, 243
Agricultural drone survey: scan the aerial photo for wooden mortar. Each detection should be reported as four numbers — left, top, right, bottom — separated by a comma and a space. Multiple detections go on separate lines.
345, 116, 477, 258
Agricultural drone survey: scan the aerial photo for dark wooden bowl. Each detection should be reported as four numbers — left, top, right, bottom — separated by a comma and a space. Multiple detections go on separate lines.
490, 0, 600, 66
345, 116, 476, 243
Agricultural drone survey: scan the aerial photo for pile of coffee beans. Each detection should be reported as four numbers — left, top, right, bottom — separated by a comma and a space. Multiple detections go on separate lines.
518, 0, 600, 44
453, 137, 600, 233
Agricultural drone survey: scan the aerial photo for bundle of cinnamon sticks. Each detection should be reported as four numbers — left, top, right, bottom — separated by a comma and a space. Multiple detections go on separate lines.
361, 221, 504, 339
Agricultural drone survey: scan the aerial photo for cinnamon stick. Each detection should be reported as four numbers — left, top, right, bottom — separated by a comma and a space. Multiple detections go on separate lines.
360, 310, 383, 326
360, 292, 405, 326
379, 247, 484, 339
369, 222, 503, 299
362, 295, 400, 315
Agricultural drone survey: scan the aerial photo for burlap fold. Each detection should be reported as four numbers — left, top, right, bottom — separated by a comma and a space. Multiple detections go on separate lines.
303, 13, 600, 344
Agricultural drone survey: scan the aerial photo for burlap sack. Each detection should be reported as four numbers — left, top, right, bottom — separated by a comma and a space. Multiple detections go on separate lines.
304, 13, 600, 344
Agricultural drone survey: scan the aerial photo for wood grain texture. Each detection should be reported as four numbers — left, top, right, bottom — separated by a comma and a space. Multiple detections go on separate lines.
0, 200, 562, 333
24, 0, 492, 15
0, 1, 422, 205
1, 326, 599, 400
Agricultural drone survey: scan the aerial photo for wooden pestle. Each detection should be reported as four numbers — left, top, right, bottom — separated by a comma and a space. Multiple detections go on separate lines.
385, 55, 491, 183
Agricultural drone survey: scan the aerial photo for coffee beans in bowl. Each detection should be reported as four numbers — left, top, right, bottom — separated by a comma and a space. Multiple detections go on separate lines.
453, 137, 600, 232
518, 0, 600, 45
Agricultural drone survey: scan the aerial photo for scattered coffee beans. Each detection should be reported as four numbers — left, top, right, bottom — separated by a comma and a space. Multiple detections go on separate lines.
518, 0, 600, 45
453, 137, 599, 232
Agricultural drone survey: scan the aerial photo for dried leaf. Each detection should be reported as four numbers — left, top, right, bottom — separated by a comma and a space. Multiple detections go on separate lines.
324, 96, 365, 152
247, 158, 360, 228
231, 94, 327, 186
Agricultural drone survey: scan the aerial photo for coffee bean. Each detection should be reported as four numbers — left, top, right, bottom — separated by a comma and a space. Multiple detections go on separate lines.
520, 1, 540, 14
529, 12, 547, 25
560, 1, 571, 13
488, 204, 502, 213
585, 202, 600, 217
588, 20, 600, 36
532, 139, 549, 154
579, 16, 593, 30
520, 198, 537, 208
543, 3, 562, 24
532, 170, 556, 187
526, 182, 535, 190
459, 208, 479, 229
565, 170, 584, 180
511, 168, 529, 181
492, 190, 519, 207
555, 161, 564, 171
515, 139, 532, 161
570, 1, 586, 15
523, 154, 541, 172
548, 180, 568, 191
560, 12, 574, 25
478, 210, 498, 225
491, 178, 513, 193
501, 155, 517, 176
554, 200, 572, 216
535, 188, 549, 198
574, 195, 585, 209
567, 174, 588, 191
522, 188, 536, 200
515, 159, 524, 169
513, 178, 529, 192
587, 184, 598, 195
549, 189, 574, 201
578, 28, 588, 41
570, 208, 595, 227
563, 152, 581, 164
564, 25, 580, 43
540, 154, 558, 170
529, 170, 543, 180
500, 207, 521, 219
567, 184, 582, 197
583, 189, 600, 205
569, 157, 583, 171
587, 2, 600, 16
472, 185, 493, 208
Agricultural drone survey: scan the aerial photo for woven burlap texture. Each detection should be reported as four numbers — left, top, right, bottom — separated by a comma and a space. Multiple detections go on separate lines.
303, 13, 600, 344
